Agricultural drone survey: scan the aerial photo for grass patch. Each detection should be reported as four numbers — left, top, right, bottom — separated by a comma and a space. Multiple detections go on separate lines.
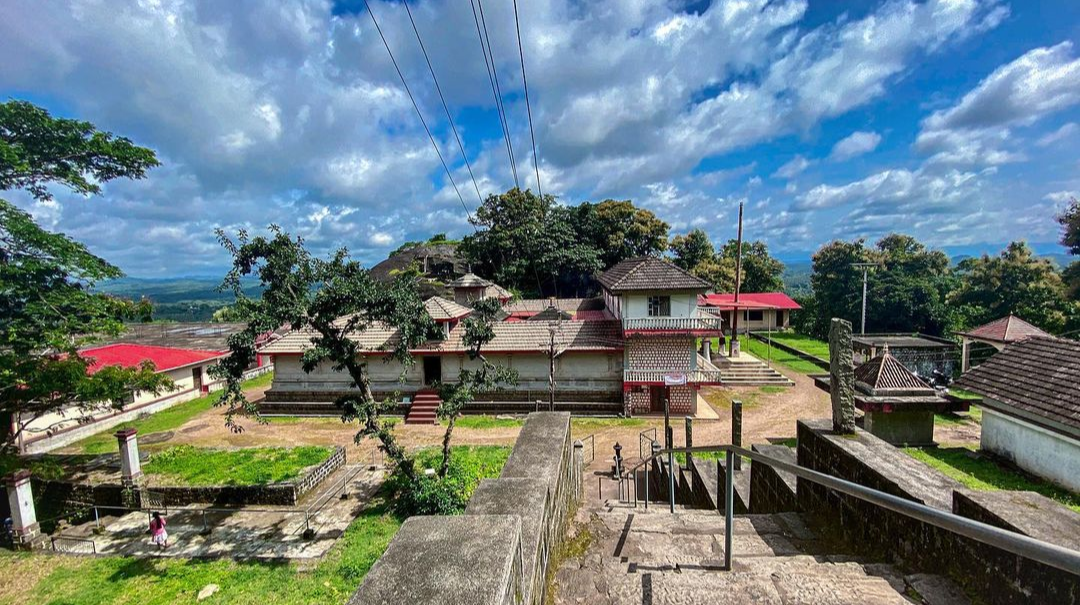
11, 500, 402, 605
770, 437, 797, 448
736, 336, 824, 374
570, 417, 648, 431
69, 371, 275, 455
0, 454, 69, 481
759, 332, 830, 360
759, 385, 788, 394
702, 388, 761, 412
390, 445, 511, 515
903, 446, 1080, 512
143, 445, 332, 486
448, 415, 523, 429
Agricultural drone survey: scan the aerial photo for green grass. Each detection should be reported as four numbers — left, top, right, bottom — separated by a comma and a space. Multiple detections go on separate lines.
143, 445, 332, 486
903, 446, 1080, 512
570, 417, 648, 431
11, 501, 402, 605
0, 454, 69, 481
759, 385, 788, 394
70, 371, 276, 455
411, 445, 510, 482
735, 335, 825, 374
447, 415, 523, 429
759, 332, 831, 360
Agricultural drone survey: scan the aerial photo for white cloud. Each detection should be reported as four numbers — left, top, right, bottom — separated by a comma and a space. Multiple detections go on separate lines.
830, 131, 882, 161
1045, 191, 1079, 204
1038, 122, 1078, 147
772, 156, 812, 180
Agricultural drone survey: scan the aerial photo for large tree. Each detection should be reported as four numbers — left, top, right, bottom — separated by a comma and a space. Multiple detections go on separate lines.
1056, 197, 1080, 301
803, 239, 870, 338
669, 229, 736, 291
0, 100, 169, 451
573, 199, 669, 267
460, 188, 601, 297
864, 234, 954, 336
721, 239, 785, 293
950, 241, 1070, 333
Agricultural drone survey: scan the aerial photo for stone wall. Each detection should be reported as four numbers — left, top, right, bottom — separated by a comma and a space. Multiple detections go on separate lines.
295, 446, 346, 500
796, 418, 1080, 605
747, 444, 797, 514
351, 412, 580, 605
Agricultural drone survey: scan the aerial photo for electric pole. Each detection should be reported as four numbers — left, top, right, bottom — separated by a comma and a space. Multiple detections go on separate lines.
851, 262, 880, 335
729, 202, 744, 356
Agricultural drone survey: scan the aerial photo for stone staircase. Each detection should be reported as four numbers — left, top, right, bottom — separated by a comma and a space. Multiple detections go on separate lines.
714, 355, 794, 387
405, 388, 441, 425
554, 501, 968, 605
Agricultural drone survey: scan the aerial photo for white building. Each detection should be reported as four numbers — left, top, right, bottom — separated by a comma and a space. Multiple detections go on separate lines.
954, 336, 1080, 492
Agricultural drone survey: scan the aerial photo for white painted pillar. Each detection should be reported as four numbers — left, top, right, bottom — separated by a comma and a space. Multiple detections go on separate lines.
961, 338, 971, 373
115, 428, 142, 483
5, 470, 40, 548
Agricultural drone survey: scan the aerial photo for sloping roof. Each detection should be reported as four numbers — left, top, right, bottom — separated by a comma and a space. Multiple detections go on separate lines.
699, 292, 802, 310
597, 257, 710, 292
484, 283, 513, 300
527, 306, 573, 322
854, 347, 934, 395
954, 336, 1080, 438
504, 298, 604, 314
260, 320, 623, 355
80, 344, 226, 374
448, 272, 492, 288
956, 314, 1050, 344
424, 296, 473, 322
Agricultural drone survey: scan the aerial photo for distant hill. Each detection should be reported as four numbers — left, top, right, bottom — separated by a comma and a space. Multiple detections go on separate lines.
95, 276, 262, 322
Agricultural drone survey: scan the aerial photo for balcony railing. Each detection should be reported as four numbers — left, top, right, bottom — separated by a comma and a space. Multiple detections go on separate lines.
623, 369, 724, 384
622, 313, 724, 334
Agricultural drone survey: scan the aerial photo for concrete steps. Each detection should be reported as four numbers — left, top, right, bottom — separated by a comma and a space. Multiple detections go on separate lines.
555, 507, 969, 605
405, 389, 441, 425
714, 358, 794, 386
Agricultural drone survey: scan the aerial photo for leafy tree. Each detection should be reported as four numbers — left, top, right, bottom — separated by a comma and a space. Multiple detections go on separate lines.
574, 200, 668, 267
721, 240, 785, 293
669, 229, 714, 271
210, 304, 245, 323
1, 100, 159, 202
1057, 197, 1080, 256
950, 241, 1070, 332
864, 234, 954, 336
433, 297, 516, 477
461, 188, 601, 297
212, 227, 439, 481
0, 100, 169, 450
803, 239, 870, 338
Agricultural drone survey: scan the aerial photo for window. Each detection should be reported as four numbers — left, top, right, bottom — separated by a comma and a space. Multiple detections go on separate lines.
647, 295, 670, 317
746, 309, 764, 322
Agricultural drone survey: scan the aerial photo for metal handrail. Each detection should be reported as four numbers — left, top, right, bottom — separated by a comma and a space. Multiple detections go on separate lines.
51, 534, 97, 554
619, 444, 1080, 576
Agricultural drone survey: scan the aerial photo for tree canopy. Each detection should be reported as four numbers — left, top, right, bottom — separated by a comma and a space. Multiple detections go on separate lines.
0, 100, 168, 450
669, 228, 784, 293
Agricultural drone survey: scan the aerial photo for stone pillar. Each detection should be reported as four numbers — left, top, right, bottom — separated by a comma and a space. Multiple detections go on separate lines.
684, 417, 694, 467
732, 400, 743, 471
115, 428, 142, 483
828, 318, 856, 434
961, 337, 971, 373
5, 470, 42, 550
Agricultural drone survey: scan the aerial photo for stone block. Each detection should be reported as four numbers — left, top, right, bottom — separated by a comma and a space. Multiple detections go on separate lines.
863, 410, 936, 446
748, 444, 797, 514
828, 319, 856, 433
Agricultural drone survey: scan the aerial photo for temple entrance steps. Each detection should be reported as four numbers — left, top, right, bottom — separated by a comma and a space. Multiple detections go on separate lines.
404, 388, 441, 425
711, 354, 795, 387
555, 506, 969, 605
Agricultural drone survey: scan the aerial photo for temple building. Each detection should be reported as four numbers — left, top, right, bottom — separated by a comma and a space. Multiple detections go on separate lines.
259, 257, 727, 419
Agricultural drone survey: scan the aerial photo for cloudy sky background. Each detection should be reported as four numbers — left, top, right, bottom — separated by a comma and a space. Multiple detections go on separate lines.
2, 0, 1079, 276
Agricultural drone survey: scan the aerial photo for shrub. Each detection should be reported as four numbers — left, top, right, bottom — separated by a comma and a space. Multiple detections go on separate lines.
386, 445, 510, 516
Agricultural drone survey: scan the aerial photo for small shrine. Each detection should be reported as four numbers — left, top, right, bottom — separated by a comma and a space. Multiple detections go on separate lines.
815, 344, 967, 445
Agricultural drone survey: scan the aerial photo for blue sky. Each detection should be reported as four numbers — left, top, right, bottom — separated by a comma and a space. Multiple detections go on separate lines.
2, 0, 1079, 275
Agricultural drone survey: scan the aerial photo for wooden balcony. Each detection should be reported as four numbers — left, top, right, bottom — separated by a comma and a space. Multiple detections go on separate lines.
623, 369, 724, 385
622, 313, 724, 335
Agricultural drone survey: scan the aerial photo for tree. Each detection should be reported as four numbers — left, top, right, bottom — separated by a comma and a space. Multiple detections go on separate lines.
574, 200, 668, 267
433, 297, 516, 477
669, 229, 714, 271
0, 100, 169, 450
803, 239, 869, 338
1055, 197, 1080, 301
864, 234, 954, 336
460, 188, 601, 297
212, 227, 441, 480
721, 240, 785, 293
950, 241, 1070, 332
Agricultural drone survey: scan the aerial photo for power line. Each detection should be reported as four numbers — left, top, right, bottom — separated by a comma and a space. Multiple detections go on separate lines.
401, 0, 485, 209
471, 0, 519, 189
363, 0, 475, 228
512, 0, 543, 200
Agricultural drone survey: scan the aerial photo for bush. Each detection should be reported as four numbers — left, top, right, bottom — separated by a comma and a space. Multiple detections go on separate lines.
387, 446, 510, 516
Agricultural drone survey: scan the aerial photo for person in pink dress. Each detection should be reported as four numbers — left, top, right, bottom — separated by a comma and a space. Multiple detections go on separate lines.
149, 511, 168, 550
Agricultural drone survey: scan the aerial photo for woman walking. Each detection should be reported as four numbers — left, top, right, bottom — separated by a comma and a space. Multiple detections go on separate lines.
150, 511, 168, 550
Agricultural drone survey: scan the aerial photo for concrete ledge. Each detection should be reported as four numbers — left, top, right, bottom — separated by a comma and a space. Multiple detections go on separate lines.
952, 489, 1080, 551
349, 515, 523, 605
467, 478, 549, 604
748, 444, 797, 514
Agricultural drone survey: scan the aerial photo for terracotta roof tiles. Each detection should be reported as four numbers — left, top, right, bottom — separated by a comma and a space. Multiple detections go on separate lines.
956, 314, 1050, 344
597, 257, 710, 292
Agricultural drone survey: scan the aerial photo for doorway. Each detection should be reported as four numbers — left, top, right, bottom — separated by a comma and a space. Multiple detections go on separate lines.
423, 356, 442, 385
192, 367, 203, 392
649, 385, 666, 413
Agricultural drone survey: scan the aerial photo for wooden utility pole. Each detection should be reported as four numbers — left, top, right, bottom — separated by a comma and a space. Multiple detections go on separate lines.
729, 202, 744, 357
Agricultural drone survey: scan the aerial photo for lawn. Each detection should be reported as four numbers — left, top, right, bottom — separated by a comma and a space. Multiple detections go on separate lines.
758, 332, 830, 360
729, 335, 826, 375
570, 417, 648, 431
5, 501, 401, 605
448, 415, 523, 429
903, 446, 1080, 512
70, 371, 276, 455
142, 445, 332, 486
2, 444, 513, 604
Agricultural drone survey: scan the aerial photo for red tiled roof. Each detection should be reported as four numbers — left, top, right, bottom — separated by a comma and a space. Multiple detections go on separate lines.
573, 310, 613, 321
80, 344, 225, 374
424, 296, 473, 322
955, 314, 1050, 344
699, 292, 802, 310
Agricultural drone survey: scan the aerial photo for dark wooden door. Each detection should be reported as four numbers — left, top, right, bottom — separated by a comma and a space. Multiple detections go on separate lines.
192, 367, 203, 392
423, 357, 442, 385
650, 385, 665, 412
